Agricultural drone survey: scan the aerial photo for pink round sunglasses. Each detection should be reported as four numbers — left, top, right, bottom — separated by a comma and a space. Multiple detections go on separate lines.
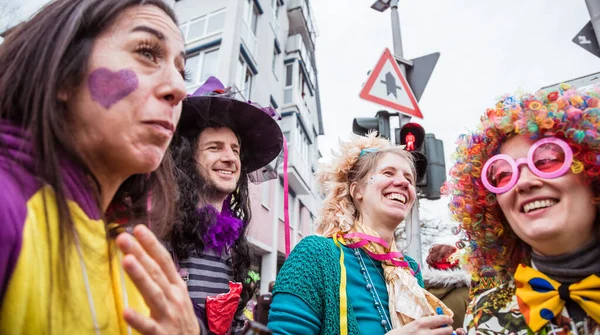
481, 137, 573, 194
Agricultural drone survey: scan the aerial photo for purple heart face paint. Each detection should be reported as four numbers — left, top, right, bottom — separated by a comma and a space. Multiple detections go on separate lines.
88, 67, 139, 109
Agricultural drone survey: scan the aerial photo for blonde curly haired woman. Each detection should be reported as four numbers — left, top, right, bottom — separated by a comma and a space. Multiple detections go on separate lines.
268, 133, 457, 335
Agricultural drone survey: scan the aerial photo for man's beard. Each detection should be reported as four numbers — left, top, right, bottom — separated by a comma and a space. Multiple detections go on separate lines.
196, 167, 234, 206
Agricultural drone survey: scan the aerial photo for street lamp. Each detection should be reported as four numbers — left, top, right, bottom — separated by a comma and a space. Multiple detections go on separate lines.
370, 0, 391, 12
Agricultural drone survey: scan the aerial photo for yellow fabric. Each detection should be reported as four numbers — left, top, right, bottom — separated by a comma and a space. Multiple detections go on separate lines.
333, 233, 349, 335
0, 187, 149, 334
514, 264, 600, 332
243, 308, 254, 321
333, 222, 451, 329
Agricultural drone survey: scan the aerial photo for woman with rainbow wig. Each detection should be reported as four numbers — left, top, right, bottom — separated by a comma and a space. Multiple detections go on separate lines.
444, 84, 600, 334
268, 133, 456, 335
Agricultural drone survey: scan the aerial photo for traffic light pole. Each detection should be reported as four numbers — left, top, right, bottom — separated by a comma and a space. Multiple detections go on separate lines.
390, 0, 405, 76
389, 0, 423, 263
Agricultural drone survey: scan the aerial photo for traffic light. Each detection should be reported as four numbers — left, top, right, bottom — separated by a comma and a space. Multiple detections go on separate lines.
352, 110, 391, 139
399, 122, 427, 188
422, 134, 446, 200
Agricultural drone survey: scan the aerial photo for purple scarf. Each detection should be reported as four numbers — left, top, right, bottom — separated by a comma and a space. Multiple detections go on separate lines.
199, 200, 245, 254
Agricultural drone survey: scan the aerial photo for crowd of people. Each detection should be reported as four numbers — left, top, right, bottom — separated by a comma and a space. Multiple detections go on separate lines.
0, 0, 598, 334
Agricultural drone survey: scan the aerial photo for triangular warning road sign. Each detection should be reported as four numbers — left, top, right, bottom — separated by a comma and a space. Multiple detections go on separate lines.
359, 48, 423, 118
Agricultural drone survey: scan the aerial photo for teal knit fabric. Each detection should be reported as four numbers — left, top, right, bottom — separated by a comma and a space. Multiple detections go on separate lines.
269, 235, 423, 335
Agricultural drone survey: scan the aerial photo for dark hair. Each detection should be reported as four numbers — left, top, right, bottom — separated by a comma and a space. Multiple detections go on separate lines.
0, 0, 178, 309
165, 125, 255, 320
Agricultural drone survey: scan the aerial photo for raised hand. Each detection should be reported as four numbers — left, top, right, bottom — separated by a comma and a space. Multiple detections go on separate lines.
116, 225, 200, 335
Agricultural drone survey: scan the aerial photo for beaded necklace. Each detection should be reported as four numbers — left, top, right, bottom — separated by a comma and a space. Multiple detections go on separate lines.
354, 248, 392, 333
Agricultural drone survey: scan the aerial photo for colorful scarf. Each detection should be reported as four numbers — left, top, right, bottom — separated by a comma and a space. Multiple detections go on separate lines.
332, 221, 451, 333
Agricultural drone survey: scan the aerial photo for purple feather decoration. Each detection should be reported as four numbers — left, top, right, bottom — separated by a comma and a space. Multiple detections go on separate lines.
199, 198, 245, 254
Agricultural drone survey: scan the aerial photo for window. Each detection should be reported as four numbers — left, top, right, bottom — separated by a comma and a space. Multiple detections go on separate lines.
279, 183, 296, 223
278, 181, 285, 220
261, 183, 271, 209
185, 48, 219, 91
271, 0, 279, 16
296, 123, 309, 161
284, 63, 294, 104
236, 56, 254, 99
180, 9, 226, 43
206, 11, 226, 34
270, 0, 281, 37
272, 46, 280, 76
243, 0, 260, 35
289, 192, 297, 230
298, 66, 307, 99
298, 202, 305, 236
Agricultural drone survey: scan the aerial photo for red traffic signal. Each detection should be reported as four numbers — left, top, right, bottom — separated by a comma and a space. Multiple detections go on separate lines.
399, 123, 425, 150
399, 123, 427, 186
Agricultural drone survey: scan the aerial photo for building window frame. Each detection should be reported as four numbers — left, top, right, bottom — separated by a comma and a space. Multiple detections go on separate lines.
179, 8, 226, 44
236, 55, 254, 99
283, 62, 294, 104
185, 46, 220, 92
272, 40, 282, 79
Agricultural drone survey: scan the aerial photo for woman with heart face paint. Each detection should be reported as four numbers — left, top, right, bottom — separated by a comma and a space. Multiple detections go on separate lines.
0, 0, 197, 334
444, 85, 600, 334
268, 133, 456, 335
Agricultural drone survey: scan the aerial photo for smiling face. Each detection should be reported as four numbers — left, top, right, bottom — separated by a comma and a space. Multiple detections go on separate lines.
196, 127, 242, 198
496, 135, 597, 256
353, 152, 417, 231
65, 5, 187, 178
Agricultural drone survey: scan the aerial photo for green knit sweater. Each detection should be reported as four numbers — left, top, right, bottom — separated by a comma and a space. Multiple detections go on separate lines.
270, 235, 423, 335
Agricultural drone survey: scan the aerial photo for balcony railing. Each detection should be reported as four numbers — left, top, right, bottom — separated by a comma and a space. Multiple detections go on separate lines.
286, 34, 316, 94
270, 11, 281, 39
286, 145, 312, 191
282, 96, 315, 140
287, 0, 317, 48
286, 34, 313, 70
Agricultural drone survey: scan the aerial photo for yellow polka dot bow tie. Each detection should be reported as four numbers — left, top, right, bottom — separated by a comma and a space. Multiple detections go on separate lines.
514, 264, 600, 332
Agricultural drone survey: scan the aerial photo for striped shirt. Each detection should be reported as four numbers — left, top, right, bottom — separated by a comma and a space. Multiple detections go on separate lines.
177, 248, 246, 334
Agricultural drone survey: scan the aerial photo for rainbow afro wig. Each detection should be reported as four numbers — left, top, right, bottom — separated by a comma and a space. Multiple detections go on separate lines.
442, 83, 600, 289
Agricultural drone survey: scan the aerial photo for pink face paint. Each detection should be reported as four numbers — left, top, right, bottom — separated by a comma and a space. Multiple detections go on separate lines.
87, 67, 139, 109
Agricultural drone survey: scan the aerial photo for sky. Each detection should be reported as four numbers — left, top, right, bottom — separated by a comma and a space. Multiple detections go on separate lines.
310, 0, 600, 240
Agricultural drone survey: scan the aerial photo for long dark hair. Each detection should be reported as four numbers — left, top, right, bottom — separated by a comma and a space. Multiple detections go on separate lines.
165, 125, 254, 319
0, 0, 178, 304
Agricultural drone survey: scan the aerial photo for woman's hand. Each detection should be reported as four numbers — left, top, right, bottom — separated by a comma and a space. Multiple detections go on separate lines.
116, 225, 200, 335
385, 315, 455, 335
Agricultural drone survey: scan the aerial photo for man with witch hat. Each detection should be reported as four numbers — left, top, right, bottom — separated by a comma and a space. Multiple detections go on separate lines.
162, 76, 283, 334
